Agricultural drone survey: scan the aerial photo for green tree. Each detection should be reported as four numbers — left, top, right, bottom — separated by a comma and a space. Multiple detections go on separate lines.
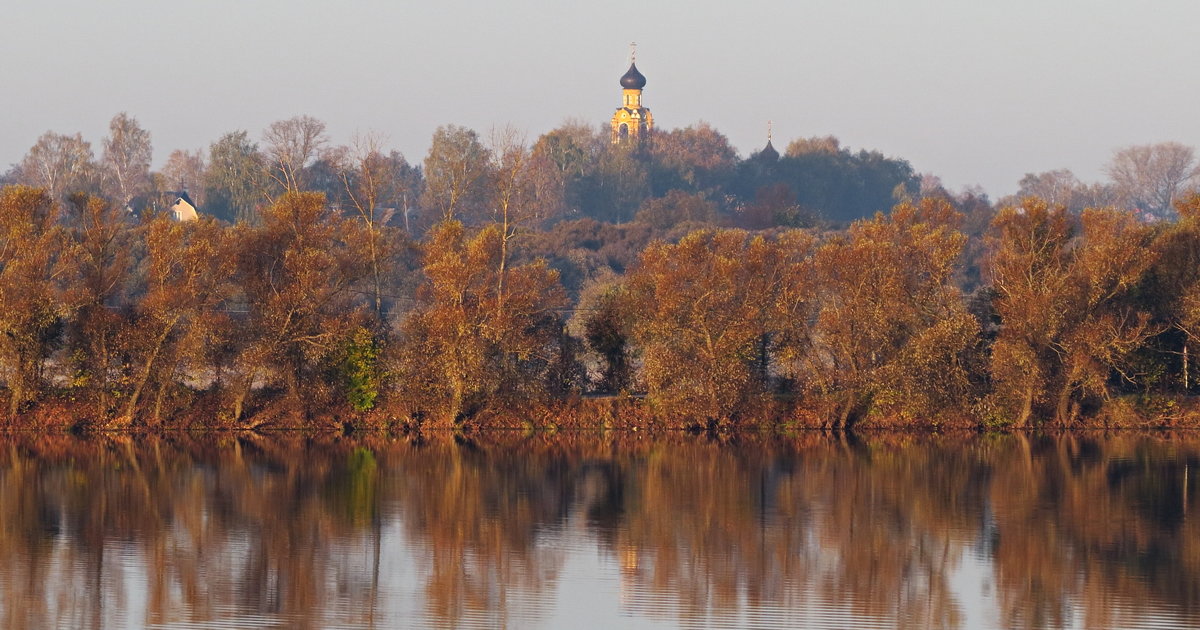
422, 125, 492, 224
204, 131, 269, 223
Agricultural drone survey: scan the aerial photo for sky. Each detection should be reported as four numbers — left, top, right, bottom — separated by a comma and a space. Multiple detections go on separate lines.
1, 0, 1198, 197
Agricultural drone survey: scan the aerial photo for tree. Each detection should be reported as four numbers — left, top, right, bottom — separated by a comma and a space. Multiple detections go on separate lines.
1140, 193, 1200, 391
530, 121, 596, 215
633, 190, 718, 229
100, 112, 153, 209
574, 276, 633, 392
204, 131, 268, 223
625, 230, 790, 420
806, 199, 977, 426
421, 125, 492, 223
16, 132, 98, 205
1106, 142, 1198, 218
785, 135, 841, 156
262, 115, 328, 193
0, 186, 72, 414
227, 192, 371, 421
397, 220, 568, 424
161, 149, 207, 205
334, 134, 412, 320
64, 194, 137, 417
119, 216, 233, 424
648, 122, 738, 195
987, 199, 1158, 426
1013, 169, 1082, 210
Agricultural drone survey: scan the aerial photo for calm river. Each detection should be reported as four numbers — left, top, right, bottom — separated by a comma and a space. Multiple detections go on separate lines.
0, 432, 1196, 629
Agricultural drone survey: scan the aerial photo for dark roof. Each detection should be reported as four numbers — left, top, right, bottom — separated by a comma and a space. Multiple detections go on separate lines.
171, 190, 197, 208
620, 62, 647, 89
759, 140, 779, 162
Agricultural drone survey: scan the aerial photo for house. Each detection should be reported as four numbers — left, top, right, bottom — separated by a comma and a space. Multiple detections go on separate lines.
169, 191, 199, 222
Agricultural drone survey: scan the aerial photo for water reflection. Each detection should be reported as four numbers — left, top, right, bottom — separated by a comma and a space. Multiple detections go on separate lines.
0, 432, 1197, 629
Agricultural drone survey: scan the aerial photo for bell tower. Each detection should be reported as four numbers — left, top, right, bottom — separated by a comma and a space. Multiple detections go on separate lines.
611, 43, 653, 144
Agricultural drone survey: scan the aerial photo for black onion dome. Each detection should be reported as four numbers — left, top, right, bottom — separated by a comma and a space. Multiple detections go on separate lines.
620, 63, 647, 89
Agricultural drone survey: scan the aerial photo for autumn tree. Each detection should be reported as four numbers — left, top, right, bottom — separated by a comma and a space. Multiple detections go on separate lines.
0, 186, 73, 414
1011, 169, 1082, 210
648, 122, 738, 195
397, 220, 568, 424
805, 199, 978, 427
1140, 193, 1200, 391
625, 230, 797, 421
334, 135, 414, 320
530, 121, 597, 216
577, 143, 650, 224
735, 135, 917, 225
100, 112, 153, 209
64, 194, 137, 416
226, 192, 371, 421
633, 190, 718, 229
987, 199, 1158, 426
118, 216, 233, 424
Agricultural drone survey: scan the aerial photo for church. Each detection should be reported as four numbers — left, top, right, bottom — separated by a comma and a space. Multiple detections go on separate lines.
610, 53, 653, 144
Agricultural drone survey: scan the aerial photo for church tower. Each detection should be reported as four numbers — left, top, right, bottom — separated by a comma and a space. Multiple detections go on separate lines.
611, 46, 653, 144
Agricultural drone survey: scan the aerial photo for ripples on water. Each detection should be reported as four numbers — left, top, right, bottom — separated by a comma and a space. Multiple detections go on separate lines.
0, 432, 1198, 629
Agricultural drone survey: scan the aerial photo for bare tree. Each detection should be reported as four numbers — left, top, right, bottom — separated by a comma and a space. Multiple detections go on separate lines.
1015, 169, 1081, 209
262, 115, 328, 193
17, 132, 97, 204
101, 112, 153, 209
1106, 142, 1199, 217
161, 149, 207, 204
335, 133, 409, 319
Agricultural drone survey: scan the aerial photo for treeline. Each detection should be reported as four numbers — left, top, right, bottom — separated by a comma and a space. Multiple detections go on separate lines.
5, 179, 1200, 429
5, 113, 1200, 429
2, 114, 919, 231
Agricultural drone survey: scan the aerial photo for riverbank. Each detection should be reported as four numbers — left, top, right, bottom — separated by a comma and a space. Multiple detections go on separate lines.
8, 391, 1200, 433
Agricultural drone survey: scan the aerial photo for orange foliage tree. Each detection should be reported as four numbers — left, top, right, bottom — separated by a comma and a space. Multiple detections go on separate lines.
226, 192, 371, 422
397, 220, 569, 425
987, 199, 1159, 426
805, 198, 979, 427
119, 216, 234, 425
0, 187, 73, 415
625, 229, 810, 422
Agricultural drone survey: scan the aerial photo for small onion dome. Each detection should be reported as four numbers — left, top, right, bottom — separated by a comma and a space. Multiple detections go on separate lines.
620, 63, 647, 89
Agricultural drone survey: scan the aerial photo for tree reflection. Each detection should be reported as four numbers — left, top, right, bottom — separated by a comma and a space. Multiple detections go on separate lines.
0, 432, 1197, 629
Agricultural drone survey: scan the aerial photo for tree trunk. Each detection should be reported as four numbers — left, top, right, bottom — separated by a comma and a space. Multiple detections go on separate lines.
1013, 384, 1035, 428
1054, 381, 1074, 427
122, 323, 176, 424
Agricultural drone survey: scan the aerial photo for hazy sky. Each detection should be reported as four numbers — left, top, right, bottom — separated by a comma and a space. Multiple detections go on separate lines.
2, 0, 1198, 197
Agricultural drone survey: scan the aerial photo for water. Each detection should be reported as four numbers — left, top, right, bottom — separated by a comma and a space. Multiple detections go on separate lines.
0, 432, 1197, 630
